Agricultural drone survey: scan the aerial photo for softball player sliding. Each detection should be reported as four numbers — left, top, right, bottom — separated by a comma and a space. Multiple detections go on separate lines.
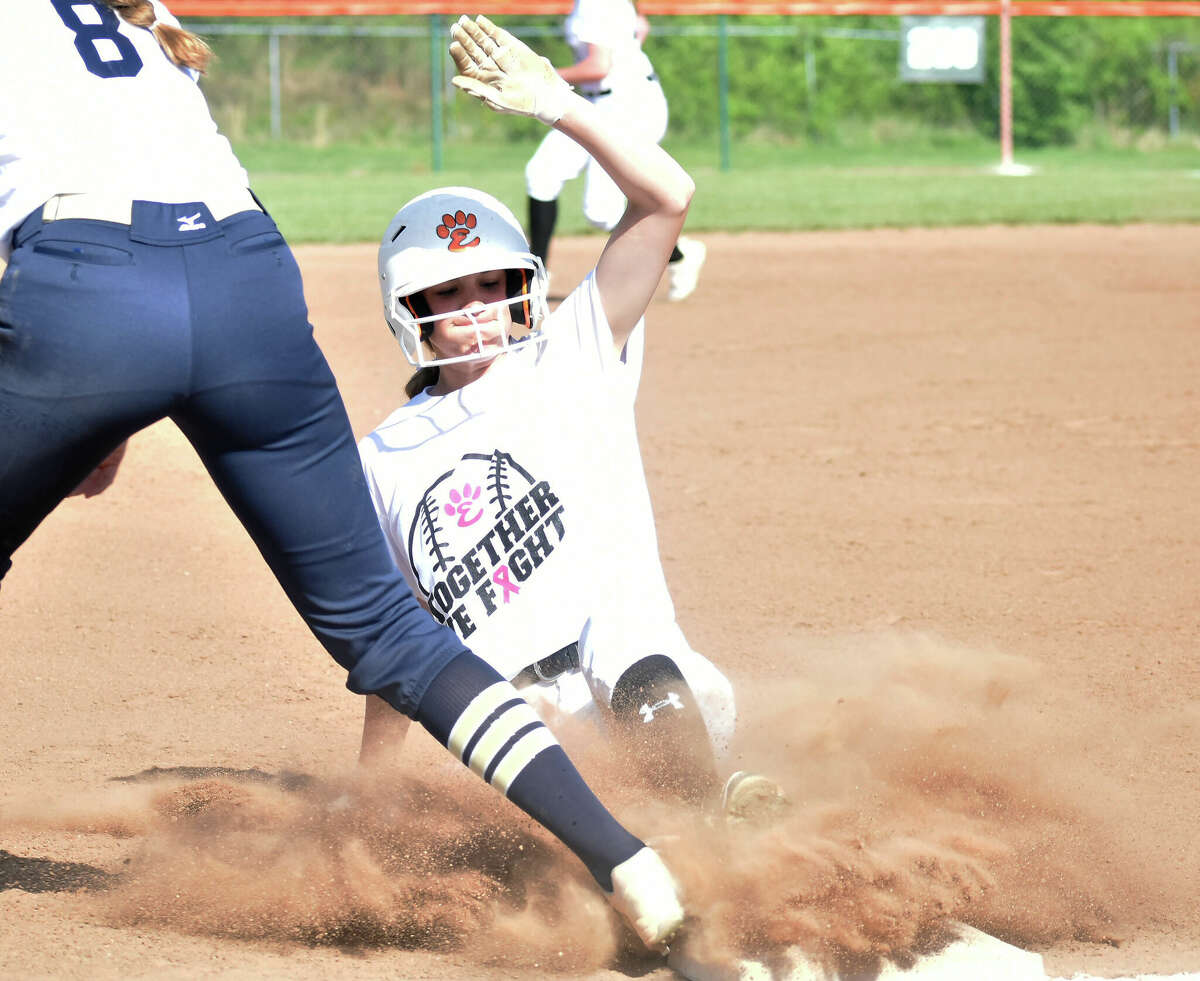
524, 0, 707, 301
359, 17, 786, 822
0, 2, 684, 950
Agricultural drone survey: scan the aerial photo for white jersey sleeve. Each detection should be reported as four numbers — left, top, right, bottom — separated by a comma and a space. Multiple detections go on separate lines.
0, 1, 249, 260
537, 269, 641, 400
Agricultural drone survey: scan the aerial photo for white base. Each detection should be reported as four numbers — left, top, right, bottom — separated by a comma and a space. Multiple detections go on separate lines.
1057, 975, 1200, 980
992, 161, 1035, 176
668, 922, 1046, 981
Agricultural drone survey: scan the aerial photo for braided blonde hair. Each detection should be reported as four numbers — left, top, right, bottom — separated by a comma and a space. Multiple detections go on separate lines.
102, 0, 212, 72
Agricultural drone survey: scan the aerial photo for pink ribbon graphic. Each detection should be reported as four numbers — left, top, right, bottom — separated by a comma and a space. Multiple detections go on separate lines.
492, 565, 521, 604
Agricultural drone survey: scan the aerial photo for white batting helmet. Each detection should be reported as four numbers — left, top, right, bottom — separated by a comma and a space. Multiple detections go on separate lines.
378, 186, 549, 368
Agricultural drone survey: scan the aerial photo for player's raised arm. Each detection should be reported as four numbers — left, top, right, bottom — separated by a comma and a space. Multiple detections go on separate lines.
449, 14, 693, 351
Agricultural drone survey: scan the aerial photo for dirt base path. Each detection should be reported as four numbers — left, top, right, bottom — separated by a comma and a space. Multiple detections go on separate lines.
3, 226, 1198, 980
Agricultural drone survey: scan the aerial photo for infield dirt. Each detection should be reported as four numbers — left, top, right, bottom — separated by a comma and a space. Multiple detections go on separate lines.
2, 226, 1198, 980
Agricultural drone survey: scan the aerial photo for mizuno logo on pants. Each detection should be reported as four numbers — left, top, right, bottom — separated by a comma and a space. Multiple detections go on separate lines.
176, 213, 207, 232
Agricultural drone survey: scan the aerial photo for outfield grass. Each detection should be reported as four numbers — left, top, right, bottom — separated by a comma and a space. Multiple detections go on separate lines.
234, 138, 1200, 244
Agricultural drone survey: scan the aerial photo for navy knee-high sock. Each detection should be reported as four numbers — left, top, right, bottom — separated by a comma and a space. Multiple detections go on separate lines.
410, 651, 642, 891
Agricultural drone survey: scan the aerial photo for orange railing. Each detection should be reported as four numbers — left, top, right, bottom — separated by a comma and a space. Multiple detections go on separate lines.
169, 1, 1200, 16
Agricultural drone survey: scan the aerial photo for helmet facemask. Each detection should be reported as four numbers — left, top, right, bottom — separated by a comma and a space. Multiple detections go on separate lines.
378, 188, 551, 369
389, 265, 549, 369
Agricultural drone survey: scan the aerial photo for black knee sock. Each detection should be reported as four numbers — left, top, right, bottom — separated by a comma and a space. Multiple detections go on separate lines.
411, 651, 642, 890
610, 655, 719, 806
528, 196, 558, 269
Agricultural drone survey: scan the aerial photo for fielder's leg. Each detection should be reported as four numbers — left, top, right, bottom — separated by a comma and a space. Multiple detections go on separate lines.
0, 211, 195, 585
581, 153, 628, 232
359, 694, 412, 770
524, 127, 589, 271
527, 196, 558, 270
409, 650, 685, 949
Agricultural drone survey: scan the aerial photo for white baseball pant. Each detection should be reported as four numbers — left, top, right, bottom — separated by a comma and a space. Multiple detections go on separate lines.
525, 76, 669, 230
521, 613, 738, 762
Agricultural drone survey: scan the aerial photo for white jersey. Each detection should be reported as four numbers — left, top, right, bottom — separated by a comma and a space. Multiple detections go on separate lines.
361, 274, 736, 753
359, 273, 641, 681
564, 0, 656, 95
0, 0, 249, 260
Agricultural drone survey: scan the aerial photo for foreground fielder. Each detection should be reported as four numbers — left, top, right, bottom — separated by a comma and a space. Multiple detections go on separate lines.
0, 0, 682, 950
358, 16, 786, 822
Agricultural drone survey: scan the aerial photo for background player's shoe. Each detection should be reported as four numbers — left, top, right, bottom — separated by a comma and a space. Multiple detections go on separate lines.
667, 237, 707, 301
607, 846, 686, 950
721, 770, 790, 826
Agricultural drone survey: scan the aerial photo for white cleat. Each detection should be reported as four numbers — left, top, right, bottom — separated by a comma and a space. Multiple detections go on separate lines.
667, 237, 707, 301
607, 846, 686, 951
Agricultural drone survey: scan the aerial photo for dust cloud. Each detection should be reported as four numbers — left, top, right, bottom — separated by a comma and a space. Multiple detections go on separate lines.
656, 630, 1188, 973
1, 630, 1187, 973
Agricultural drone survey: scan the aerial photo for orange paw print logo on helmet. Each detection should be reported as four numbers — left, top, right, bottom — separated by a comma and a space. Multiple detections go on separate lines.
437, 211, 481, 252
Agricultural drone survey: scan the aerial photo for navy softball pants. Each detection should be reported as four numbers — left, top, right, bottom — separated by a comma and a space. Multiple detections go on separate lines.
0, 203, 466, 713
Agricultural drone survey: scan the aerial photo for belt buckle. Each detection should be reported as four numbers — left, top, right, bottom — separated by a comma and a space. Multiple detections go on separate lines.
533, 657, 561, 684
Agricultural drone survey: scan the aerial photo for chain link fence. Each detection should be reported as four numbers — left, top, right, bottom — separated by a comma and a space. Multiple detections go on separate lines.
188, 16, 1200, 160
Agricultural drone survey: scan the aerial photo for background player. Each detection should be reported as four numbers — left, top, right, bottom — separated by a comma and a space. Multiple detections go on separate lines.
0, 1, 683, 950
524, 0, 706, 301
358, 16, 786, 822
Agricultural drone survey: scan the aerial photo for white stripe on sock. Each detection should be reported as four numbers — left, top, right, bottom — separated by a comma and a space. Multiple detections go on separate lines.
490, 726, 558, 795
447, 682, 558, 791
447, 681, 514, 761
465, 699, 542, 778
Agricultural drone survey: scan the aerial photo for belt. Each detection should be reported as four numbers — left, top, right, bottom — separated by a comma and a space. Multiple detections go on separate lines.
41, 189, 261, 225
512, 642, 580, 689
584, 74, 657, 99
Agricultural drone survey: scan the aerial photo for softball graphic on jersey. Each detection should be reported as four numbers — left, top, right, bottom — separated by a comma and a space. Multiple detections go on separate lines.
407, 450, 566, 639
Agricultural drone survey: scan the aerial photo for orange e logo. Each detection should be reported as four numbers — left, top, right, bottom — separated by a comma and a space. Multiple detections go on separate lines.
436, 211, 481, 252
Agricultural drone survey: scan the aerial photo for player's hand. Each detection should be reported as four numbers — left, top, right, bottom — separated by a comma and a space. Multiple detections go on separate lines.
70, 440, 127, 498
449, 15, 573, 125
